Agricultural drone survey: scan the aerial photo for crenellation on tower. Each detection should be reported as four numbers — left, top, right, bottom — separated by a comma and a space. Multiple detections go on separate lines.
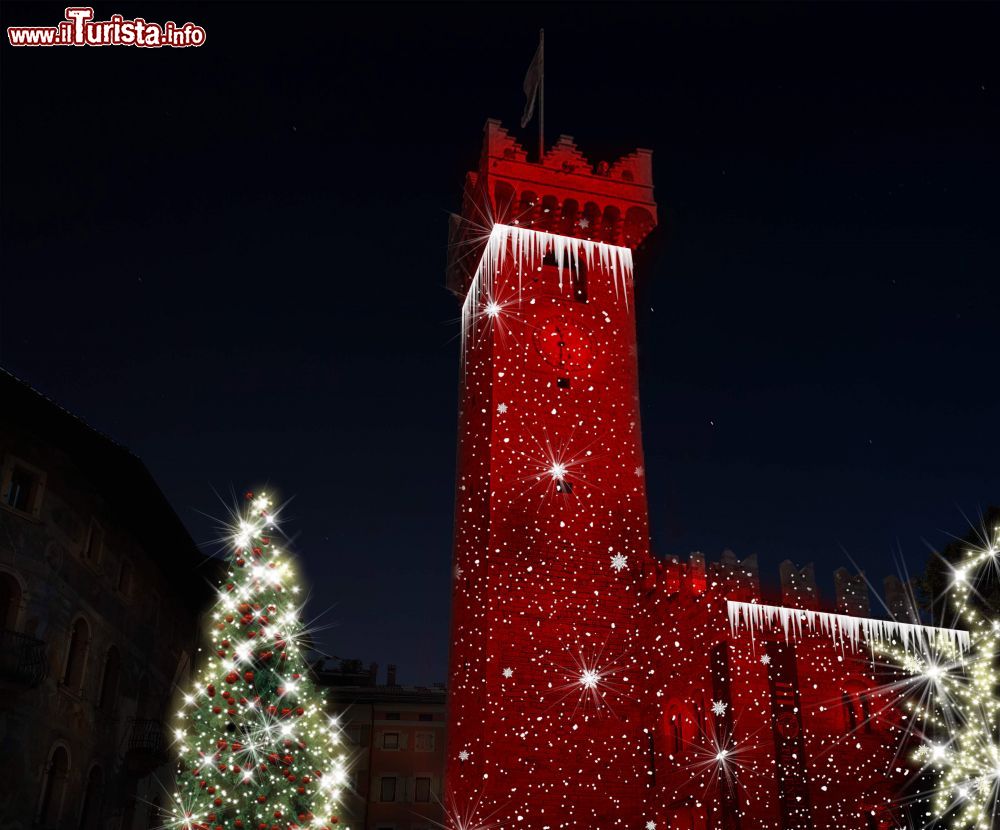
709, 550, 761, 600
779, 559, 820, 609
447, 119, 657, 296
884, 573, 919, 623
834, 566, 872, 616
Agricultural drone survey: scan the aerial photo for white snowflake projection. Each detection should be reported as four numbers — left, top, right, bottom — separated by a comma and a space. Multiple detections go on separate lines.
454, 563, 464, 580
645, 821, 656, 830
502, 667, 514, 678
610, 553, 628, 573
634, 466, 644, 477
458, 749, 470, 762
497, 402, 508, 414
579, 216, 591, 229
760, 653, 771, 665
711, 700, 729, 717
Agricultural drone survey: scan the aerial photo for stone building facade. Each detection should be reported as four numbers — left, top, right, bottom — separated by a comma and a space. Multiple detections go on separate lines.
0, 370, 207, 830
318, 662, 447, 830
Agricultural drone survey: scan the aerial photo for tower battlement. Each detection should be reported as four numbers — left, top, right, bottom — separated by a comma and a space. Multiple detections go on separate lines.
646, 549, 920, 623
446, 119, 657, 296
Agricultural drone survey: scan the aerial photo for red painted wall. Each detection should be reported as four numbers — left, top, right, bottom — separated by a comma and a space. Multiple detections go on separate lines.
445, 121, 909, 830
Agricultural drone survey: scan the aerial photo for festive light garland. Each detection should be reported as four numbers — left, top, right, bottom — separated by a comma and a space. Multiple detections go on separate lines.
883, 525, 1000, 830
166, 492, 348, 830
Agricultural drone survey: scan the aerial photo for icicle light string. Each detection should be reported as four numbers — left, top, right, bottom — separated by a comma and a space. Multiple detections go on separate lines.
461, 224, 635, 359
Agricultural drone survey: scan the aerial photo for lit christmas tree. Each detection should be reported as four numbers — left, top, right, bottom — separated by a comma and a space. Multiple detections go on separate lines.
885, 523, 1000, 830
168, 491, 348, 830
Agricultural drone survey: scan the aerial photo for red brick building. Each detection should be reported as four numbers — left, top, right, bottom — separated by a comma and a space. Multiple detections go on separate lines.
442, 121, 961, 830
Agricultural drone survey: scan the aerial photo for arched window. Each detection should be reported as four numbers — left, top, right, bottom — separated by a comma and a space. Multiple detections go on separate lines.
859, 691, 873, 734
62, 617, 90, 693
38, 745, 71, 828
78, 765, 103, 830
97, 647, 121, 714
581, 202, 601, 238
0, 571, 22, 630
842, 685, 876, 734
539, 195, 559, 232
494, 181, 516, 225
560, 199, 579, 236
623, 206, 655, 248
516, 191, 537, 227
600, 205, 621, 244
662, 704, 692, 758
841, 692, 857, 731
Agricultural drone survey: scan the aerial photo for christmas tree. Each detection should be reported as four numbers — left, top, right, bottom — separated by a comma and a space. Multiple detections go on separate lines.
169, 492, 348, 830
885, 522, 1000, 830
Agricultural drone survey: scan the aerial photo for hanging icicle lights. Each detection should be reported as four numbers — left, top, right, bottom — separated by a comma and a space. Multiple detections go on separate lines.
461, 223, 635, 356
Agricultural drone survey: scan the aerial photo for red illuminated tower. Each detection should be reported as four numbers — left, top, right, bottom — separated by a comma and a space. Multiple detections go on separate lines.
444, 121, 658, 829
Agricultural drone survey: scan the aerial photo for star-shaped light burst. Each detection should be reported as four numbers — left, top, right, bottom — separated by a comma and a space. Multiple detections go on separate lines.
546, 641, 630, 720
711, 700, 729, 717
880, 522, 1000, 830
517, 426, 601, 501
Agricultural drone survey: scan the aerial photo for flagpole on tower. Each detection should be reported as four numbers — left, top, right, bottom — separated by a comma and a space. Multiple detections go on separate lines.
519, 29, 545, 162
538, 28, 545, 162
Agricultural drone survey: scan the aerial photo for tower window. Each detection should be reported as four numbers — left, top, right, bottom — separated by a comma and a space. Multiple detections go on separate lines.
842, 693, 858, 731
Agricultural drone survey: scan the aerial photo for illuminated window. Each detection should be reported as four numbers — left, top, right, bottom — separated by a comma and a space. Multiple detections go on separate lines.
383, 732, 399, 750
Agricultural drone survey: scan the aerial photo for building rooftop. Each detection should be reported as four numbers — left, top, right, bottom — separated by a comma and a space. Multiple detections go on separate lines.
0, 368, 206, 591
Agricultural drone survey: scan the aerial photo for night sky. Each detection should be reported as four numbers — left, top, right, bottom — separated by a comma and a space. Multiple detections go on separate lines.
2, 2, 997, 685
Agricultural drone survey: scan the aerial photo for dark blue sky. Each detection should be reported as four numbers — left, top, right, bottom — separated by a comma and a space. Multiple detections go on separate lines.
3, 3, 997, 684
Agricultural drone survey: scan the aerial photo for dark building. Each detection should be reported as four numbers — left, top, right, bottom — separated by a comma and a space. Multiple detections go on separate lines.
0, 369, 208, 829
317, 661, 447, 830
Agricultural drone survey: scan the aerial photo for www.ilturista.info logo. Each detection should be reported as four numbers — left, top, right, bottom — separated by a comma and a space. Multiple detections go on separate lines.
7, 7, 206, 48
